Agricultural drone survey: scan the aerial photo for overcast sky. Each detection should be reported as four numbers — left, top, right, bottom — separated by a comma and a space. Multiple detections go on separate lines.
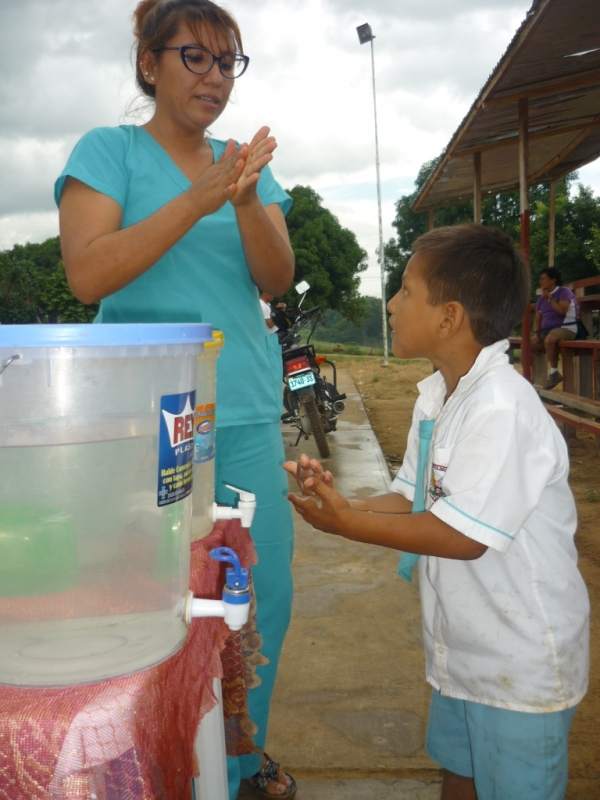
1, 0, 599, 296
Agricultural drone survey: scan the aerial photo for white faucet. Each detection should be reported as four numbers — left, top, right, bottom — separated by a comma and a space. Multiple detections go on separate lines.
182, 544, 251, 631
212, 485, 256, 529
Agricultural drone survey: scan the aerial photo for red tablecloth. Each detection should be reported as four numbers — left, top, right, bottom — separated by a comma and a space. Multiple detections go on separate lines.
0, 520, 259, 800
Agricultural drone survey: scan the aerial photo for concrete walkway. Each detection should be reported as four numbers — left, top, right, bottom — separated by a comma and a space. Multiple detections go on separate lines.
238, 369, 441, 799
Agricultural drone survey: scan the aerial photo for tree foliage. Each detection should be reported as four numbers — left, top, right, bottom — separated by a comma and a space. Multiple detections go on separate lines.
0, 237, 99, 324
384, 161, 600, 300
284, 185, 368, 324
2, 188, 371, 326
315, 296, 390, 348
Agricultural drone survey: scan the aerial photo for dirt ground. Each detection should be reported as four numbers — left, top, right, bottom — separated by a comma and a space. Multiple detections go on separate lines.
339, 356, 599, 798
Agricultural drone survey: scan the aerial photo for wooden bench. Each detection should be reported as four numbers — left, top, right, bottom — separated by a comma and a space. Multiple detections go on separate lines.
544, 405, 600, 443
507, 339, 600, 447
559, 339, 600, 400
538, 388, 600, 446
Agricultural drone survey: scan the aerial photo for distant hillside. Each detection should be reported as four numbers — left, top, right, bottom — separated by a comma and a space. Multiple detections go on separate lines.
313, 296, 391, 348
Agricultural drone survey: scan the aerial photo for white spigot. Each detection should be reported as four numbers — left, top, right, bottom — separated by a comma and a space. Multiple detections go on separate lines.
181, 547, 251, 631
182, 592, 250, 631
212, 484, 256, 529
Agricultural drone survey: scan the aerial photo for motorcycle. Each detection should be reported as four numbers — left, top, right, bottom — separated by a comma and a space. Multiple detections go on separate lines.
273, 282, 346, 459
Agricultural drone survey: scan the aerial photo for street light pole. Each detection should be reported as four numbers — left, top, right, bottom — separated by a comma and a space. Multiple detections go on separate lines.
357, 22, 388, 366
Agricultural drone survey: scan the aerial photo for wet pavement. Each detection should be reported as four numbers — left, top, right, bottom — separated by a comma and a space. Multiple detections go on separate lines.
237, 369, 441, 799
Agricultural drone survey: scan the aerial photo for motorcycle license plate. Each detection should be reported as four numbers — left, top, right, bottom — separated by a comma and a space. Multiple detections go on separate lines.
288, 372, 316, 391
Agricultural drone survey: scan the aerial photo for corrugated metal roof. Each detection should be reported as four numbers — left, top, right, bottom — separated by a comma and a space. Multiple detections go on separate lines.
413, 0, 600, 211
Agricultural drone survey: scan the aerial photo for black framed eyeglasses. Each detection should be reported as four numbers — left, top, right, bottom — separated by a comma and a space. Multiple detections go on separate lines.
150, 45, 249, 79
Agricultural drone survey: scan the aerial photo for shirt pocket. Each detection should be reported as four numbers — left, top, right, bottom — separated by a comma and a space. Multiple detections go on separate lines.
428, 446, 452, 506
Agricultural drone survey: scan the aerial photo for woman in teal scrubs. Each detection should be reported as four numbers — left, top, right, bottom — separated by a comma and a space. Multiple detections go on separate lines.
55, 1, 296, 797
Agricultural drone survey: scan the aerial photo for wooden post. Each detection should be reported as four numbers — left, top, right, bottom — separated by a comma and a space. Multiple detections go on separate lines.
519, 98, 532, 382
428, 209, 435, 231
474, 152, 482, 224
561, 345, 578, 439
548, 181, 556, 267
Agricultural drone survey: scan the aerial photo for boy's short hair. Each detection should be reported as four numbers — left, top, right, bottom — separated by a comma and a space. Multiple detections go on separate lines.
413, 223, 530, 346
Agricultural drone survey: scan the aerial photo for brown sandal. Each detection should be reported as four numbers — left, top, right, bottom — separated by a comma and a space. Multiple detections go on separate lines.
246, 753, 297, 798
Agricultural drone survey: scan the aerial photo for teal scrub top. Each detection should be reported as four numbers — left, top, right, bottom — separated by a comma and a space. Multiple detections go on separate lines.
55, 125, 291, 428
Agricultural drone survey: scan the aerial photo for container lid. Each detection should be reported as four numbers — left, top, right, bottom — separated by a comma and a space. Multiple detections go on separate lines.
0, 323, 214, 347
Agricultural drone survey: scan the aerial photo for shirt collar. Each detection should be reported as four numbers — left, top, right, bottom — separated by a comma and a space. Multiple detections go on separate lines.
416, 339, 510, 417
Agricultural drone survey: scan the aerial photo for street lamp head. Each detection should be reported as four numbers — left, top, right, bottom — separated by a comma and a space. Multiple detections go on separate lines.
356, 23, 374, 45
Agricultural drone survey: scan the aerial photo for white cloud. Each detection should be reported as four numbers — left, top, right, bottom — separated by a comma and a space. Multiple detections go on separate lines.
0, 212, 59, 253
0, 138, 75, 215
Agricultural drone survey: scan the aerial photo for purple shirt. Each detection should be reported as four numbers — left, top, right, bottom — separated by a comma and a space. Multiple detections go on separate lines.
536, 286, 577, 332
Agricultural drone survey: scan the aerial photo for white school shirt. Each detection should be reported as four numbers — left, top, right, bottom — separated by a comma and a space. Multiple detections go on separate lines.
392, 340, 589, 712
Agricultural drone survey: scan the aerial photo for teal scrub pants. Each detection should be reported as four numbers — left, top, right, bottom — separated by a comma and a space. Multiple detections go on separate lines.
215, 423, 294, 800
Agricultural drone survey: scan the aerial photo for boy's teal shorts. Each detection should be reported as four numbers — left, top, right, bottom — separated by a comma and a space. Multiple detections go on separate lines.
426, 688, 577, 800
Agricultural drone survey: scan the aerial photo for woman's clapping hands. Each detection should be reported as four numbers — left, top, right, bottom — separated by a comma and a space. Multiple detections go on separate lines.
189, 137, 245, 215
230, 126, 278, 207
190, 126, 277, 214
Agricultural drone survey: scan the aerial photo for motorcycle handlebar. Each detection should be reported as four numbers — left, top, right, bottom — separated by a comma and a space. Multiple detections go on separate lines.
302, 305, 320, 317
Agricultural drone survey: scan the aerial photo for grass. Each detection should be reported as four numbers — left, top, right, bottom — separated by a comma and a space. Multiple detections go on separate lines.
318, 352, 428, 368
311, 339, 386, 357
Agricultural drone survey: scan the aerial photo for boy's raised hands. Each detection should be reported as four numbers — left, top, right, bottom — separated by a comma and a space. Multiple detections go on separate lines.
285, 469, 353, 536
283, 454, 333, 496
282, 454, 484, 557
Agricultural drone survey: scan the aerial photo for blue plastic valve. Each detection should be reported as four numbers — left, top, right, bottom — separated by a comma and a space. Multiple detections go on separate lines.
209, 546, 249, 591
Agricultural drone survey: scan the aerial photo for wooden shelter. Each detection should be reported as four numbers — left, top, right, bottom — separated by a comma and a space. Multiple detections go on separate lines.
412, 0, 600, 380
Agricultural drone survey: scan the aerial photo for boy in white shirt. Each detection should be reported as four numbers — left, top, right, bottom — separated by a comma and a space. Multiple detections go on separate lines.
284, 223, 589, 800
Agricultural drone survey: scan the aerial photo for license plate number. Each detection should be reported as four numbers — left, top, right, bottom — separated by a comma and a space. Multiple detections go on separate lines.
288, 372, 316, 391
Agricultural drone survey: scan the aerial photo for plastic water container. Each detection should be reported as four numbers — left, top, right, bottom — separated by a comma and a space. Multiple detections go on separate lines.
0, 323, 219, 687
192, 330, 223, 541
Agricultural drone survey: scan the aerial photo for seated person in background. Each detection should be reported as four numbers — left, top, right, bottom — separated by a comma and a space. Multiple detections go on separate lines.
532, 267, 577, 389
260, 291, 293, 336
260, 291, 280, 334
285, 224, 589, 800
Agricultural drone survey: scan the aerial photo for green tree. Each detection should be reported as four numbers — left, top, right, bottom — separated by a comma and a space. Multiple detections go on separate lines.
284, 186, 368, 324
311, 296, 390, 349
383, 159, 475, 298
590, 223, 600, 271
0, 238, 99, 324
0, 256, 45, 323
386, 162, 600, 299
40, 262, 99, 323
7, 238, 63, 274
531, 181, 600, 285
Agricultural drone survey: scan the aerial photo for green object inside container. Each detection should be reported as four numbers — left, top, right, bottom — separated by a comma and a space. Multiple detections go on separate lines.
154, 505, 183, 582
0, 504, 78, 597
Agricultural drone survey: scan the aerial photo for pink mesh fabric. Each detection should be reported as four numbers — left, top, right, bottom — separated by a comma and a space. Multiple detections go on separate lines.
0, 519, 258, 800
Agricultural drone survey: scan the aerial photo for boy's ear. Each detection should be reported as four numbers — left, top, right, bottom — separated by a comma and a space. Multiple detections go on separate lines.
438, 301, 467, 339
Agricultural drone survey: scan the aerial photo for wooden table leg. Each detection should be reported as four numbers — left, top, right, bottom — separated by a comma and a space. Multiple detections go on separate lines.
562, 347, 575, 393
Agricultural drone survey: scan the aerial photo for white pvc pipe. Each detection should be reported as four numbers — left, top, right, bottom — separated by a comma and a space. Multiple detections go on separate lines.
194, 677, 229, 800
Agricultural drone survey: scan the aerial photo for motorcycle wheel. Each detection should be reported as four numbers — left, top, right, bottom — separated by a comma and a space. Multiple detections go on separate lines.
301, 396, 330, 459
